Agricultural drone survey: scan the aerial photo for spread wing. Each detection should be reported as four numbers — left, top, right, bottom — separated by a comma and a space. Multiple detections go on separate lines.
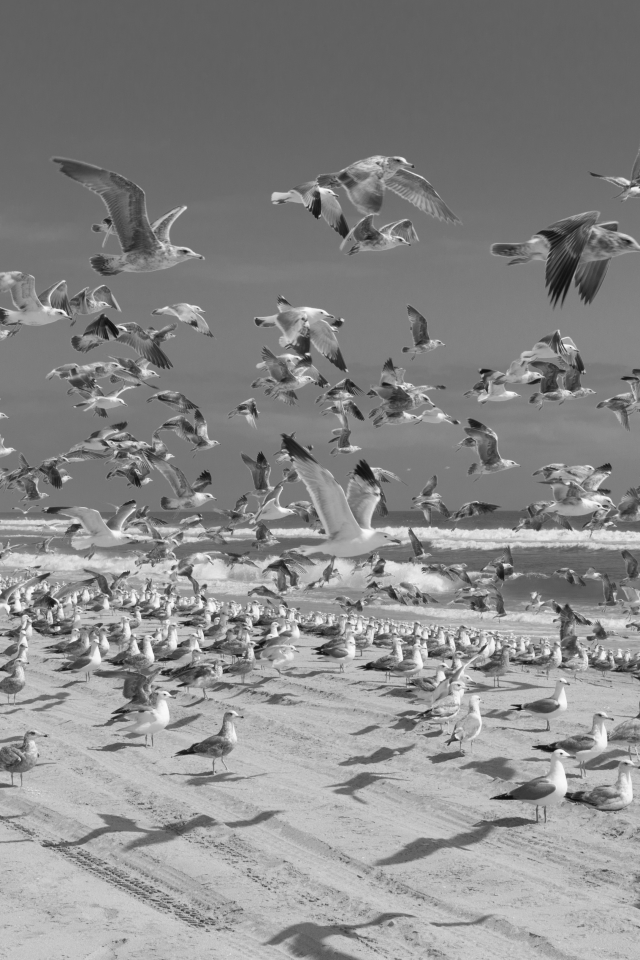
384, 167, 461, 224
92, 285, 121, 311
39, 279, 71, 314
529, 361, 563, 393
574, 259, 610, 304
149, 458, 191, 496
345, 461, 381, 530
319, 189, 350, 237
280, 436, 361, 539
419, 475, 438, 497
10, 275, 41, 311
407, 304, 429, 344
539, 211, 599, 307
45, 505, 112, 536
150, 205, 187, 242
465, 419, 499, 465
306, 318, 347, 371
52, 157, 160, 254
107, 500, 138, 531
116, 323, 172, 369
383, 219, 419, 242
340, 215, 380, 250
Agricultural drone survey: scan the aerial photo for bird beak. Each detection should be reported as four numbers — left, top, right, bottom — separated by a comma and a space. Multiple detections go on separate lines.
190, 253, 205, 260
389, 537, 402, 544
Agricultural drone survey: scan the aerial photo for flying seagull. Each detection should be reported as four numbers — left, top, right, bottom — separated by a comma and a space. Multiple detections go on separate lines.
151, 303, 213, 337
341, 216, 418, 255
590, 143, 640, 201
463, 419, 519, 476
0, 274, 72, 327
51, 157, 205, 276
401, 305, 444, 359
148, 456, 216, 510
279, 435, 402, 557
317, 155, 461, 223
491, 211, 640, 306
271, 181, 349, 237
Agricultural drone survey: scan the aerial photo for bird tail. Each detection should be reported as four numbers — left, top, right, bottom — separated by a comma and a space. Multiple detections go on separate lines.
70, 335, 92, 353
161, 496, 181, 510
90, 254, 122, 277
467, 463, 480, 476
531, 744, 554, 752
270, 191, 293, 204
0, 308, 10, 323
493, 792, 514, 800
490, 243, 529, 259
173, 746, 195, 756
253, 316, 277, 327
510, 704, 524, 711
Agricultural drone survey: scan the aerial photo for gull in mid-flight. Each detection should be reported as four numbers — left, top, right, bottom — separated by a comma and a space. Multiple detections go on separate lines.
279, 435, 402, 557
491, 211, 640, 306
271, 181, 349, 237
401, 305, 444, 359
340, 216, 418, 255
74, 384, 140, 417
590, 143, 640, 201
255, 296, 346, 371
463, 419, 519, 476
151, 303, 213, 337
0, 274, 72, 327
52, 157, 204, 276
148, 455, 215, 510
317, 155, 461, 223
228, 398, 259, 428
44, 504, 139, 552
67, 284, 121, 320
157, 409, 219, 453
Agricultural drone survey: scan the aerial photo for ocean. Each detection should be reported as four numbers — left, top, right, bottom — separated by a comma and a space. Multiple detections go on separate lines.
1, 509, 639, 631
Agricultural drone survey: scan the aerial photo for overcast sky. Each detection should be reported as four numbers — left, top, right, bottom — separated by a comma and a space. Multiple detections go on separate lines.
2, 0, 640, 513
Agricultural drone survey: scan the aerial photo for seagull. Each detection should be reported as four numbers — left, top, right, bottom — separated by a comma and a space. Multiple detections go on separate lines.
493, 749, 571, 823
533, 712, 611, 778
491, 211, 640, 306
329, 412, 361, 456
317, 155, 461, 222
271, 181, 349, 237
0, 436, 15, 459
151, 304, 213, 337
241, 451, 272, 493
157, 410, 219, 453
315, 633, 356, 672
122, 690, 175, 747
609, 702, 640, 758
228, 398, 259, 428
279, 435, 401, 557
68, 284, 121, 317
113, 323, 173, 368
445, 696, 483, 753
43, 505, 139, 551
340, 216, 418, 255
174, 709, 241, 773
590, 143, 640, 201
52, 158, 204, 275
56, 638, 101, 682
0, 274, 72, 327
463, 419, 519, 477
148, 456, 215, 510
70, 313, 120, 353
511, 678, 569, 731
413, 681, 466, 731
401, 305, 444, 359
0, 662, 27, 703
254, 297, 346, 371
74, 384, 140, 417
0, 729, 47, 787
147, 391, 199, 414
566, 759, 635, 811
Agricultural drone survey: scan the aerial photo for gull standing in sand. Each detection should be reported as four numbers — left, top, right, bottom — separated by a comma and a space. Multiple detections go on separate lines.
491, 210, 640, 306
566, 759, 635, 811
0, 730, 47, 787
533, 711, 611, 778
123, 690, 175, 747
494, 748, 571, 822
446, 696, 483, 753
174, 709, 241, 773
511, 678, 569, 731
317, 155, 461, 223
279, 435, 401, 557
52, 158, 205, 275
271, 181, 350, 237
463, 419, 519, 477
152, 304, 213, 337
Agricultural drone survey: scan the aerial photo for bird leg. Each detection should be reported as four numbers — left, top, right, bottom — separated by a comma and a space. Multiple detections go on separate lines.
221, 757, 229, 771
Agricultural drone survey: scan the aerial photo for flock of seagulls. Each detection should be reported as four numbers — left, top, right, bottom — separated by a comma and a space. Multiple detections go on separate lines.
0, 148, 639, 838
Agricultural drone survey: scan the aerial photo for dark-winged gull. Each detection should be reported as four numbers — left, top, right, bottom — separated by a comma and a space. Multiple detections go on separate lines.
317, 155, 461, 222
271, 181, 349, 237
491, 211, 640, 305
52, 158, 204, 275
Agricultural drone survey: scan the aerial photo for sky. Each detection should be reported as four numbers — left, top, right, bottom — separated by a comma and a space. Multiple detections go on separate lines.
2, 0, 640, 515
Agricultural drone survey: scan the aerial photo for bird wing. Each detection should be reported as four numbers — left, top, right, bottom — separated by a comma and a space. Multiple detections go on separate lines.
383, 219, 419, 242
384, 167, 461, 223
150, 205, 187, 242
341, 215, 380, 249
192, 470, 212, 492
306, 318, 347, 371
407, 304, 429, 344
39, 279, 71, 314
0, 744, 24, 770
529, 361, 562, 393
345, 462, 382, 530
193, 408, 209, 440
574, 259, 611, 305
509, 776, 557, 801
419, 475, 438, 497
150, 458, 190, 496
107, 500, 138, 531
116, 323, 172, 369
319, 190, 350, 237
83, 568, 112, 595
281, 436, 361, 538
539, 211, 600, 307
408, 528, 424, 556
46, 505, 112, 536
92, 285, 121, 311
10, 274, 42, 311
465, 419, 499, 465
159, 416, 196, 442
52, 157, 160, 254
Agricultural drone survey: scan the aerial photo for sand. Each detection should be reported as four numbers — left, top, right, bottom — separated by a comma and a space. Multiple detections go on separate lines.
2, 607, 640, 960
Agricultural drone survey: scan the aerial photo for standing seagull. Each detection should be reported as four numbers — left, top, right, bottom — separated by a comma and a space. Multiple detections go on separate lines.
174, 709, 241, 773
317, 155, 461, 223
533, 711, 611, 778
446, 696, 483, 753
590, 143, 640, 201
493, 749, 571, 823
51, 158, 205, 276
511, 678, 569, 731
401, 305, 444, 359
464, 419, 519, 477
491, 211, 640, 306
279, 435, 401, 557
0, 729, 48, 787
